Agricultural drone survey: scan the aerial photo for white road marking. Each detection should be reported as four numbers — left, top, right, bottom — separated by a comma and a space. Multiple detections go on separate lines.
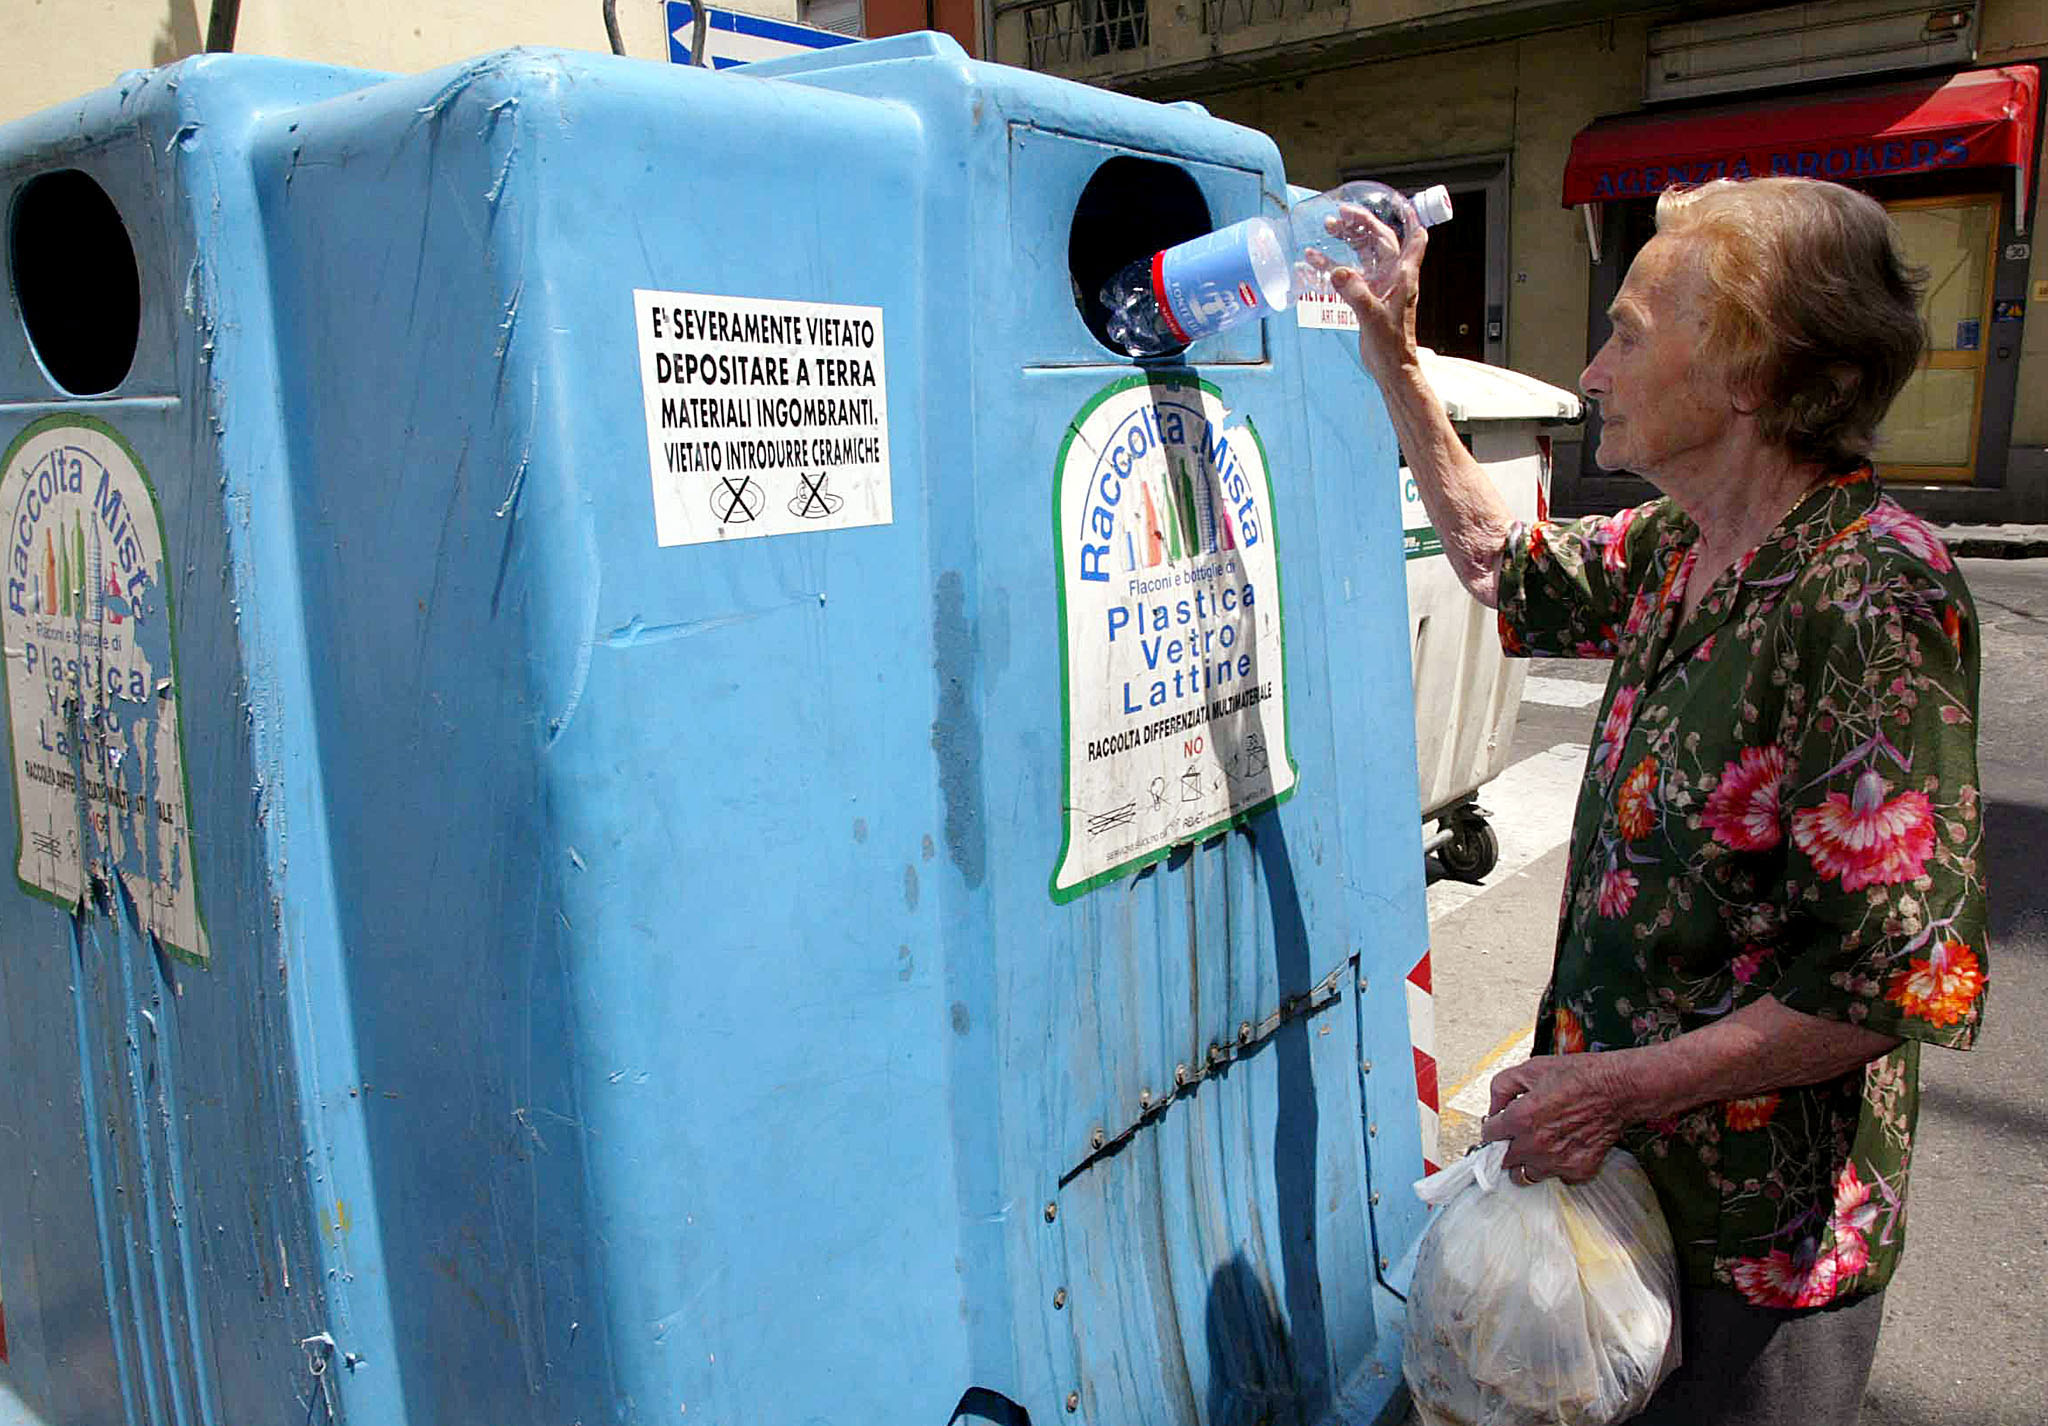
1520, 674, 1607, 709
1426, 741, 1588, 920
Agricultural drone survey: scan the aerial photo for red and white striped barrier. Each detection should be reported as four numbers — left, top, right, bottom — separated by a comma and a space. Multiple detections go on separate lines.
1407, 949, 1439, 1175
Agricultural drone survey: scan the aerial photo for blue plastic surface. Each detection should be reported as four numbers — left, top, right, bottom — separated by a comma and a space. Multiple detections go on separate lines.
0, 37, 1433, 1426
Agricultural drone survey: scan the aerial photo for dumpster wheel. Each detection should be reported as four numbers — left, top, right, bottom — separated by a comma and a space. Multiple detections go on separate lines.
1436, 808, 1499, 883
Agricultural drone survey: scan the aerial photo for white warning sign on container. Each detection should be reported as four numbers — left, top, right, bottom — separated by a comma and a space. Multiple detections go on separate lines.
1050, 374, 1297, 902
0, 417, 208, 964
634, 289, 892, 547
1294, 292, 1359, 330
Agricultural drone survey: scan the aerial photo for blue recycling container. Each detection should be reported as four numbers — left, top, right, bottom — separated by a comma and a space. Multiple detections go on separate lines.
0, 36, 1433, 1426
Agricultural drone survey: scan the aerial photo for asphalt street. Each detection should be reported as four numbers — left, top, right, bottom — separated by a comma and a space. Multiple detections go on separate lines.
1412, 554, 2047, 1425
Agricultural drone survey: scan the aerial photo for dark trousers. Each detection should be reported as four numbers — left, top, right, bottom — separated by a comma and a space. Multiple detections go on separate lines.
1629, 1286, 1886, 1426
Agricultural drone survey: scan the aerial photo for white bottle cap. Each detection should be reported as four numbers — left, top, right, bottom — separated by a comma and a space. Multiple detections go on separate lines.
1410, 184, 1454, 228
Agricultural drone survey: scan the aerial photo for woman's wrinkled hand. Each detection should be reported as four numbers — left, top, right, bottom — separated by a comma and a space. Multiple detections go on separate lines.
1479, 1052, 1633, 1187
1316, 201, 1427, 382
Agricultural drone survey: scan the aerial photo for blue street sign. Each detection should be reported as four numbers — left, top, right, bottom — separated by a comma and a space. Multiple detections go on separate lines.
665, 2, 859, 68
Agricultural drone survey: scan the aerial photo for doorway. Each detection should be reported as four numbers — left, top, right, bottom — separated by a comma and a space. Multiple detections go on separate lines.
1348, 156, 1508, 366
1417, 183, 1487, 361
1873, 194, 2001, 483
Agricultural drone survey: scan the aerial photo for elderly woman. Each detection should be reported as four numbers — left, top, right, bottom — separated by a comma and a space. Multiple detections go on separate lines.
1339, 176, 1989, 1424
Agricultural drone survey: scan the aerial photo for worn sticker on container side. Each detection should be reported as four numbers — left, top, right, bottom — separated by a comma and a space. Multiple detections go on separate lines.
634, 290, 891, 547
1051, 374, 1297, 902
1294, 292, 1359, 331
0, 417, 207, 963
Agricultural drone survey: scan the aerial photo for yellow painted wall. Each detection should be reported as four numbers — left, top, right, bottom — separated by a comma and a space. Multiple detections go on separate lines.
1981, 0, 2048, 63
2012, 152, 2047, 446
0, 0, 712, 126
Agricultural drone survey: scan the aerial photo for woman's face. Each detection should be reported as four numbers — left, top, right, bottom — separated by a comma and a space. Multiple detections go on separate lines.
1579, 234, 1744, 482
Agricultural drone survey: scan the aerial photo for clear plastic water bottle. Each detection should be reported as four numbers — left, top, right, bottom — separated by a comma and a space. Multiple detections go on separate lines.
1102, 181, 1454, 358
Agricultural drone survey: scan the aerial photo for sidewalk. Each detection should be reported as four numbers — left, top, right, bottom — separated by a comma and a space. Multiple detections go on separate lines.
1935, 522, 2048, 558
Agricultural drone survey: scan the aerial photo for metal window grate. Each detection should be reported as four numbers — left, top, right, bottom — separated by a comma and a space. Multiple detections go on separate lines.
800, 0, 866, 36
1017, 0, 1148, 68
1201, 0, 1347, 34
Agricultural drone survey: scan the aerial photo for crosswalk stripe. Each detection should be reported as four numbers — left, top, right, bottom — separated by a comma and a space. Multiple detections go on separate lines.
1426, 741, 1588, 920
1520, 674, 1607, 709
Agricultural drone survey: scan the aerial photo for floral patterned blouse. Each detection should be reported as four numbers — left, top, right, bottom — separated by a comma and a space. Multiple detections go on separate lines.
1496, 468, 1988, 1308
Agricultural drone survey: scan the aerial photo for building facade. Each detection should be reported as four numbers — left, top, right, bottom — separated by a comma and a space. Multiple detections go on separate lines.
1, 1, 980, 130
993, 0, 2048, 521
8, 3, 2041, 518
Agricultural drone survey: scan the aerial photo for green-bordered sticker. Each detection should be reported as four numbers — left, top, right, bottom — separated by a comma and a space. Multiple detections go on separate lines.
1050, 373, 1297, 902
0, 416, 208, 963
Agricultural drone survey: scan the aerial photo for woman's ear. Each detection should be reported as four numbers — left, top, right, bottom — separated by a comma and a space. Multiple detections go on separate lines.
1724, 360, 1768, 418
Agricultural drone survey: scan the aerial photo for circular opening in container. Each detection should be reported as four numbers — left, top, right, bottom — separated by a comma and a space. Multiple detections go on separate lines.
1069, 157, 1212, 357
10, 169, 142, 395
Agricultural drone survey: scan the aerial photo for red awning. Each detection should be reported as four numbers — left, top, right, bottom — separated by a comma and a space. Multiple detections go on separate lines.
1561, 65, 2040, 216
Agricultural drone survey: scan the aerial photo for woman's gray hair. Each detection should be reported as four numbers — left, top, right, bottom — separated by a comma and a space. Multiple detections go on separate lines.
1654, 177, 1926, 472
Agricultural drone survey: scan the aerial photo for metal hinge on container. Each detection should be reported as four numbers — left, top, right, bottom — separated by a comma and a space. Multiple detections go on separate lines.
1058, 962, 1348, 1187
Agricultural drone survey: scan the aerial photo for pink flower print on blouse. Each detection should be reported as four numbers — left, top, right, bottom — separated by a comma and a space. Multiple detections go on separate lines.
1621, 593, 1653, 640
1730, 1249, 1810, 1309
1731, 1239, 1851, 1310
1827, 1164, 1880, 1277
1793, 1248, 1848, 1308
1731, 944, 1774, 985
1599, 507, 1638, 575
1597, 866, 1639, 919
1734, 1165, 1885, 1309
1702, 746, 1787, 851
1791, 770, 1937, 891
1597, 685, 1640, 780
1866, 501, 1954, 573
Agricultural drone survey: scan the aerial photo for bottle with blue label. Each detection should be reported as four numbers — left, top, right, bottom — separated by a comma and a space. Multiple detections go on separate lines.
1102, 180, 1454, 358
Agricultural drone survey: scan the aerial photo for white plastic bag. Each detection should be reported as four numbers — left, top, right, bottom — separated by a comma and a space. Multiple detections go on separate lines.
1401, 1140, 1681, 1426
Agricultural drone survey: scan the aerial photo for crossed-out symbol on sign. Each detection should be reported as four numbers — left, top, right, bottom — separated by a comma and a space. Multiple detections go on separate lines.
789, 471, 845, 520
711, 476, 764, 524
